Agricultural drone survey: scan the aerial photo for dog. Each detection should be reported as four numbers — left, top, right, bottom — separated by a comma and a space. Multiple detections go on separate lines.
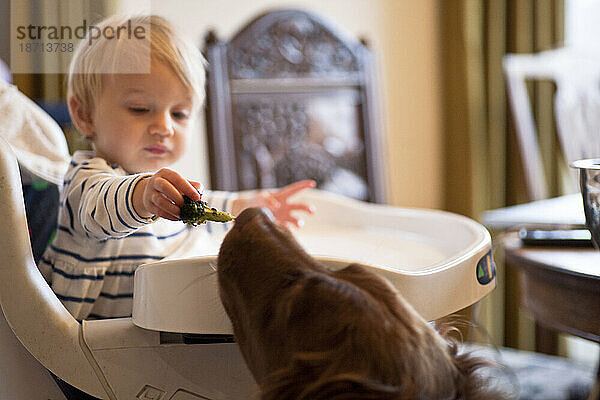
218, 207, 509, 399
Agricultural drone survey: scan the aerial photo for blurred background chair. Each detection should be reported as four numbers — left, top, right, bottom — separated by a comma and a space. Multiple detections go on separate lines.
501, 47, 600, 399
203, 9, 386, 203
504, 47, 600, 201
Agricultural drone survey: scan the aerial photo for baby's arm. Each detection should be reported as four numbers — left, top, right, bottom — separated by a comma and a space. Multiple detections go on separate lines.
231, 180, 315, 227
132, 168, 201, 221
65, 158, 200, 239
65, 160, 157, 239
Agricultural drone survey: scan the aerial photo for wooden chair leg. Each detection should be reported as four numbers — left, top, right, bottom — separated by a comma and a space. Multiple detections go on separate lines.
535, 323, 559, 355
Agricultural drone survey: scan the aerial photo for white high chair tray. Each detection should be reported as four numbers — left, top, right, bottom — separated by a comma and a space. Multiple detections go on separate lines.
133, 190, 495, 334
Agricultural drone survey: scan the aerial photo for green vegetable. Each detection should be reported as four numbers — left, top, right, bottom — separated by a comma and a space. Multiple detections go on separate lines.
180, 195, 235, 226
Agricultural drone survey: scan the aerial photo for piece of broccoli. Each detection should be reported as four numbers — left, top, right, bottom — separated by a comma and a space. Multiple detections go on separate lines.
180, 195, 235, 226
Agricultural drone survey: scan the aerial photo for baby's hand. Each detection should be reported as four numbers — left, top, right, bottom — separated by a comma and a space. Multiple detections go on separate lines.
232, 180, 316, 228
133, 168, 202, 221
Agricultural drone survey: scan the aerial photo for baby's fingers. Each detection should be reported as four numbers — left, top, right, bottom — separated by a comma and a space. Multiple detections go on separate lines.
148, 191, 181, 220
189, 181, 204, 197
277, 214, 304, 229
285, 203, 314, 215
274, 180, 316, 200
151, 176, 186, 208
154, 169, 200, 205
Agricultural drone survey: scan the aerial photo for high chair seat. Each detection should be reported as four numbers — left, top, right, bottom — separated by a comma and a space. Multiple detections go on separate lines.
0, 134, 497, 399
0, 79, 69, 186
133, 189, 496, 335
0, 77, 496, 398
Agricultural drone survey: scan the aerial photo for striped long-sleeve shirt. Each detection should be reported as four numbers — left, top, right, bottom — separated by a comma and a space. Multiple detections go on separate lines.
39, 151, 236, 320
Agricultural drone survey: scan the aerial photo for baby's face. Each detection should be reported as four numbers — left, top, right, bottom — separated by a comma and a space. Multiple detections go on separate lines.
89, 58, 197, 173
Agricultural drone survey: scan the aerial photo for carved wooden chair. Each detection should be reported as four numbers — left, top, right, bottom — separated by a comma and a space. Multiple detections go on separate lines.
203, 9, 386, 203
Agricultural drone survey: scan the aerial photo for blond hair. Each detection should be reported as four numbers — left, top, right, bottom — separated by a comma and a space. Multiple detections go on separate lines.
67, 14, 205, 118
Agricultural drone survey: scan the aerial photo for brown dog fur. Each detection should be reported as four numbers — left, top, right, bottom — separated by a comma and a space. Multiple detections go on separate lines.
218, 208, 510, 399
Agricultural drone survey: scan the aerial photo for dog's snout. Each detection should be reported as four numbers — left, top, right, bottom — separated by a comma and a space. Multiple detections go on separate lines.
234, 207, 275, 230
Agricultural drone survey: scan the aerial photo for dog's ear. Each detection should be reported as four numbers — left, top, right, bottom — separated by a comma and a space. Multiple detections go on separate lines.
295, 375, 402, 400
260, 360, 402, 400
332, 263, 396, 296
331, 263, 407, 318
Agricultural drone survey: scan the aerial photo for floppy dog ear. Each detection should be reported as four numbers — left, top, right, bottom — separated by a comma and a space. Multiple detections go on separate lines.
289, 375, 401, 400
332, 263, 395, 294
260, 358, 401, 400
331, 263, 414, 320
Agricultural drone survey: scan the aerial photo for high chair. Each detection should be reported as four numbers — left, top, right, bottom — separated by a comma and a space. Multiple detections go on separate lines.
0, 81, 496, 399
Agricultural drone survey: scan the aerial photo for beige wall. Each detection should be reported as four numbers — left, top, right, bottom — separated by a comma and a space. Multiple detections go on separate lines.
117, 0, 442, 209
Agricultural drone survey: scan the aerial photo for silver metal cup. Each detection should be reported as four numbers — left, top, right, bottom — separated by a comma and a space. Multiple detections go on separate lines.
571, 158, 600, 248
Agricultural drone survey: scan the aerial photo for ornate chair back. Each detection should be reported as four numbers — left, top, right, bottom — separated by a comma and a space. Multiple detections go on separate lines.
204, 9, 386, 202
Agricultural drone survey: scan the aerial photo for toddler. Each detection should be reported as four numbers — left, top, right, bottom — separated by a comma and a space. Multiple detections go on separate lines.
40, 14, 314, 321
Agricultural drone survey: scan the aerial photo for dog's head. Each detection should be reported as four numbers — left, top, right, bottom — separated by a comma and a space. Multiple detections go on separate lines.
218, 208, 506, 400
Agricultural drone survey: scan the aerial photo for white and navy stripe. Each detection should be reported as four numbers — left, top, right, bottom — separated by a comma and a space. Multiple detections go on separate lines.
41, 151, 236, 320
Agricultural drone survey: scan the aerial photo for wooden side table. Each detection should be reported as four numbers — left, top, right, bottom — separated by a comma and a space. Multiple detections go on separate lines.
504, 234, 600, 399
